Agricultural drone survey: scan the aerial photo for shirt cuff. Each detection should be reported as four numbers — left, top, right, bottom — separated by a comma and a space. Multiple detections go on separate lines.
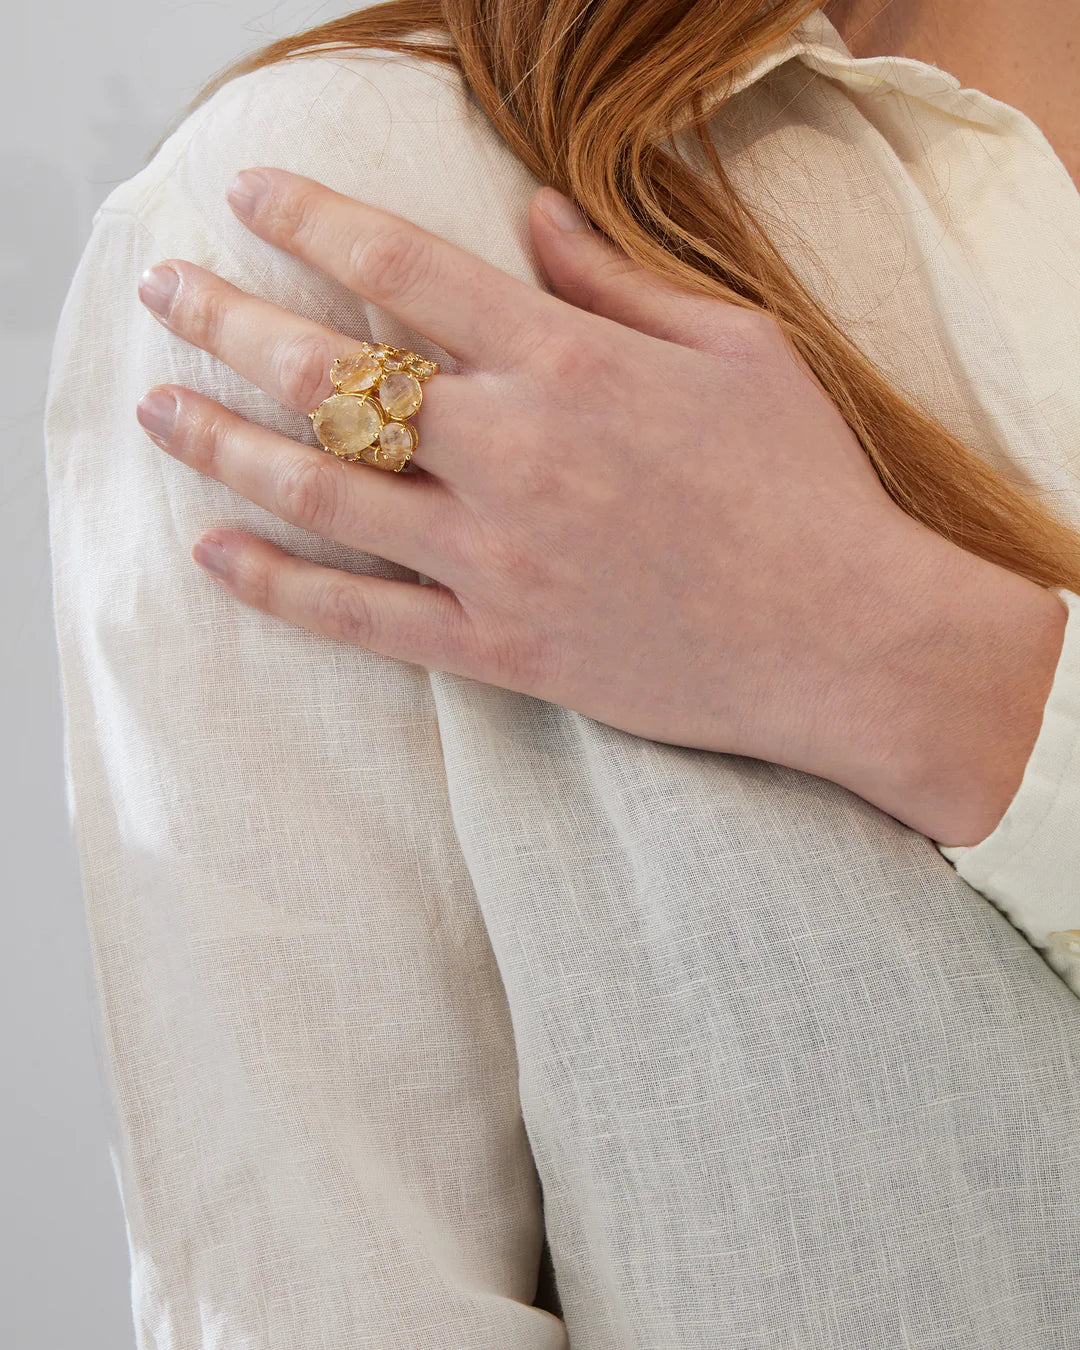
935, 586, 1080, 991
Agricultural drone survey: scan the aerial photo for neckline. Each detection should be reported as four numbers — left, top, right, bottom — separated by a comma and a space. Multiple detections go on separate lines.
710, 7, 1079, 195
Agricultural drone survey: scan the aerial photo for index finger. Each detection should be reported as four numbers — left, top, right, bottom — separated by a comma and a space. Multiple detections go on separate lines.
227, 166, 560, 371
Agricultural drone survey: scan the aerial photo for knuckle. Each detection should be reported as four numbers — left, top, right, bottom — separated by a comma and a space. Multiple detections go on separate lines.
525, 314, 623, 399
589, 252, 640, 298
555, 254, 633, 312
480, 520, 548, 598
741, 306, 785, 348
524, 323, 585, 389
276, 454, 343, 535
478, 610, 551, 690
179, 279, 230, 351
320, 576, 376, 646
185, 402, 234, 477
268, 183, 323, 253
426, 495, 482, 573
270, 331, 336, 412
504, 448, 563, 505
350, 226, 437, 307
245, 555, 275, 613
709, 305, 783, 367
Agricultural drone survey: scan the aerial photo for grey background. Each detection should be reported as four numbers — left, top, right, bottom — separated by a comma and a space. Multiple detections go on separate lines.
3, 4, 354, 1346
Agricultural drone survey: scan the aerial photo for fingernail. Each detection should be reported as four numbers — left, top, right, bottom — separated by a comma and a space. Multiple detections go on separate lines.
136, 388, 178, 440
138, 264, 179, 318
538, 186, 586, 232
192, 536, 230, 578
228, 170, 269, 216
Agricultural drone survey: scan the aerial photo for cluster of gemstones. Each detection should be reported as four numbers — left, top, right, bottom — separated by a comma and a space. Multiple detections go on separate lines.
309, 342, 440, 472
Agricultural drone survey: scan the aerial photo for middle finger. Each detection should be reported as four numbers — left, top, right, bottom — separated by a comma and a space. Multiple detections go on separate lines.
137, 257, 473, 484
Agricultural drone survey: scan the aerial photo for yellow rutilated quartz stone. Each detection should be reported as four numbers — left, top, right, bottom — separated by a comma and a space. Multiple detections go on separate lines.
310, 393, 383, 458
331, 352, 382, 394
407, 356, 439, 379
376, 419, 416, 470
311, 346, 434, 468
376, 371, 423, 420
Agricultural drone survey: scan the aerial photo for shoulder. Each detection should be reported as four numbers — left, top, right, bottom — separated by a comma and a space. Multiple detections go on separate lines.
97, 50, 470, 221
93, 49, 544, 285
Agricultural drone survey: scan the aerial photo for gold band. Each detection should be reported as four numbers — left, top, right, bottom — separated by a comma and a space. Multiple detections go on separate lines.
308, 343, 440, 472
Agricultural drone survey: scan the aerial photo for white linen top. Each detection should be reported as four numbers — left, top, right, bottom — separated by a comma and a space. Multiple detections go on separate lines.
43, 7, 1080, 1346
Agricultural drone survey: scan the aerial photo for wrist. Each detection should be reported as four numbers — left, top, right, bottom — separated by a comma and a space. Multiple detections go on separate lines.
814, 524, 1068, 844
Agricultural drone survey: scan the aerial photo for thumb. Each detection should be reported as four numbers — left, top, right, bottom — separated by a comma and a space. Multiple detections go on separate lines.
529, 185, 729, 350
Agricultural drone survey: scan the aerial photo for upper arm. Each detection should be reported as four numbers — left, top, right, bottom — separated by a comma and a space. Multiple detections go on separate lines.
44, 65, 566, 1345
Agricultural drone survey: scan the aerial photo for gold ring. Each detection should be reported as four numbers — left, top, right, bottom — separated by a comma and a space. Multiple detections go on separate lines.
308, 342, 440, 472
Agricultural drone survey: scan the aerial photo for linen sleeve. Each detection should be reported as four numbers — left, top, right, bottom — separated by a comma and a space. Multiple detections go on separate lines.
43, 66, 566, 1349
935, 585, 1080, 997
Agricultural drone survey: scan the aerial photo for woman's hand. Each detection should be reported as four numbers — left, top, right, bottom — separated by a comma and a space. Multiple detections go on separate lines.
135, 167, 1067, 846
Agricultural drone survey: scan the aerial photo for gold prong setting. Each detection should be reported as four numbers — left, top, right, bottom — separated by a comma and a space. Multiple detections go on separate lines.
308, 342, 439, 471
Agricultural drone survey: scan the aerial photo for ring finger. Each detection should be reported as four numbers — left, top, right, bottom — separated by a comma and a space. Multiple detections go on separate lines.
137, 256, 472, 485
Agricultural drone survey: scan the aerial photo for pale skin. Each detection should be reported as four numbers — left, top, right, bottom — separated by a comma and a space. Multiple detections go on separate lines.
135, 144, 1067, 851
827, 0, 1080, 187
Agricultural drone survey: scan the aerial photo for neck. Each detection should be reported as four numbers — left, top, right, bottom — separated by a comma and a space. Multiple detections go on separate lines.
823, 0, 924, 60
824, 0, 1078, 73
823, 0, 1080, 187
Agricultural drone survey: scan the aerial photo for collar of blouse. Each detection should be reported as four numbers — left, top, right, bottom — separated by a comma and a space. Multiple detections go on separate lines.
717, 7, 1022, 132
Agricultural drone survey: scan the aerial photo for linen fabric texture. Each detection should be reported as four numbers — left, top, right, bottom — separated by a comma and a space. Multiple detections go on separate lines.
42, 8, 1080, 1347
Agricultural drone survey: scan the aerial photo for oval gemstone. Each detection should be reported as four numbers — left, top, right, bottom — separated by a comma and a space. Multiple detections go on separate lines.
377, 419, 416, 469
311, 393, 382, 456
331, 352, 381, 394
377, 371, 422, 419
